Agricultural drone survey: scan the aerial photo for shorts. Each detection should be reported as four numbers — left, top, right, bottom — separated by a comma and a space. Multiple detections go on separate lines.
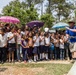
33, 46, 39, 54
44, 46, 49, 53
39, 45, 45, 53
27, 47, 33, 57
8, 43, 16, 52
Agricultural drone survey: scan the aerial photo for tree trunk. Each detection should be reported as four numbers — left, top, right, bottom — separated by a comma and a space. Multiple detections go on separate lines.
48, 0, 51, 14
41, 1, 43, 15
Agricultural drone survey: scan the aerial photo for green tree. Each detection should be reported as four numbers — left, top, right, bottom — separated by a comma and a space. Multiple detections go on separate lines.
46, 0, 74, 21
23, 0, 44, 15
25, 5, 39, 23
75, 11, 76, 17
2, 0, 38, 25
40, 14, 54, 28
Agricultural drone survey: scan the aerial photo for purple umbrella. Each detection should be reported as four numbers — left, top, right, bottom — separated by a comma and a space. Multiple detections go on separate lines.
27, 21, 44, 28
0, 16, 20, 24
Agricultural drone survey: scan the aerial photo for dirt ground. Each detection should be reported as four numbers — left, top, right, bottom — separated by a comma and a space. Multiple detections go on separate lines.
0, 60, 72, 75
0, 66, 44, 75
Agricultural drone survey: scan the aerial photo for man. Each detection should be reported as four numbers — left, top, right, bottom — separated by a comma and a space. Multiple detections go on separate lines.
66, 20, 76, 60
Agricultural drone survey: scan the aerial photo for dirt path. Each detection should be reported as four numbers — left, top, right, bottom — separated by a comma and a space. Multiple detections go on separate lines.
0, 66, 44, 75
0, 60, 72, 75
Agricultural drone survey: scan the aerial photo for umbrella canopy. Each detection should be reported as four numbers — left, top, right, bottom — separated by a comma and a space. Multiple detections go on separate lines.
52, 22, 69, 29
27, 21, 44, 28
0, 16, 20, 24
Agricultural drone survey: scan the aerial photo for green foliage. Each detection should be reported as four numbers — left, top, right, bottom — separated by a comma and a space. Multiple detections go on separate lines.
25, 5, 39, 23
40, 14, 54, 28
46, 0, 74, 22
2, 0, 38, 25
75, 10, 76, 17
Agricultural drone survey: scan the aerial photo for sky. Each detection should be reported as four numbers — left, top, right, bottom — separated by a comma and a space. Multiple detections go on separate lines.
0, 0, 48, 15
0, 0, 76, 16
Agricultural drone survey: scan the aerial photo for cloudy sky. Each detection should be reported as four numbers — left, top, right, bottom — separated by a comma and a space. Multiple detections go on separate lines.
0, 0, 23, 13
0, 0, 75, 15
0, 0, 48, 15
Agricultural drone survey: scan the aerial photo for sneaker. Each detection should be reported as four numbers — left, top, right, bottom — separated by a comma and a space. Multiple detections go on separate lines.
30, 59, 33, 62
28, 60, 31, 63
1, 61, 4, 64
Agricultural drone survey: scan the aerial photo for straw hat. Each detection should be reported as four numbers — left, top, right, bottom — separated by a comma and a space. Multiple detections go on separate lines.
68, 20, 75, 24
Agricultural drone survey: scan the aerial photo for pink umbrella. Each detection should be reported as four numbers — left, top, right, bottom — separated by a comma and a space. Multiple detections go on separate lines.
0, 16, 20, 24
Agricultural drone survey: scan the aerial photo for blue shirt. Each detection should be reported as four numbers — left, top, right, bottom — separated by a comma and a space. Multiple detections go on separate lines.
66, 26, 76, 43
50, 43, 54, 50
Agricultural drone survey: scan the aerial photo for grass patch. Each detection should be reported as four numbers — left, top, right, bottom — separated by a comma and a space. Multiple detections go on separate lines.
0, 63, 73, 75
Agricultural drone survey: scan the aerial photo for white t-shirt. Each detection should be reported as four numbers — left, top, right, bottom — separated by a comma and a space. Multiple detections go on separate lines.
60, 39, 64, 49
40, 36, 45, 45
33, 36, 40, 46
45, 37, 50, 45
0, 34, 7, 47
54, 39, 59, 47
7, 32, 15, 43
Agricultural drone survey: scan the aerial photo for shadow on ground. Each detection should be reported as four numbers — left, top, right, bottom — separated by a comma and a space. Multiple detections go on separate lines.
0, 68, 7, 72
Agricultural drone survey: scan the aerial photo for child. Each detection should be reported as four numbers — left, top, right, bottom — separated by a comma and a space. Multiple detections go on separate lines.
60, 35, 65, 60
39, 32, 45, 60
54, 35, 60, 60
7, 27, 16, 63
33, 33, 40, 62
49, 39, 54, 60
16, 28, 22, 62
44, 33, 50, 60
21, 35, 29, 63
28, 32, 33, 62
0, 29, 7, 64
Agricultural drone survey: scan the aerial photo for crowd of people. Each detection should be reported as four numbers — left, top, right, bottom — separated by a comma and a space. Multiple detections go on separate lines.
0, 23, 73, 64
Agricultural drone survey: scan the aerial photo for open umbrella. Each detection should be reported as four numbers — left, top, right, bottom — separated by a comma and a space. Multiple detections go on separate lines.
27, 21, 44, 28
0, 16, 20, 24
52, 22, 69, 29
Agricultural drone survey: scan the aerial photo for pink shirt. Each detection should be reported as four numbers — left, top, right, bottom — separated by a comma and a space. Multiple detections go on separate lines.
17, 33, 21, 44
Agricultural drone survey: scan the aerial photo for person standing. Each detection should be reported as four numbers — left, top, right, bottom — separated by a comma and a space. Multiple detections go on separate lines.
59, 35, 65, 60
28, 32, 33, 62
7, 27, 16, 63
33, 33, 40, 62
0, 29, 7, 64
16, 28, 22, 62
44, 33, 50, 60
39, 32, 45, 60
66, 20, 76, 60
54, 34, 60, 60
21, 35, 28, 63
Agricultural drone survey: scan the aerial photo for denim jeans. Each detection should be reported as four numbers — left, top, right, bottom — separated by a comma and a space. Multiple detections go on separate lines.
50, 50, 54, 59
60, 49, 65, 60
17, 44, 21, 60
54, 47, 60, 60
22, 48, 27, 61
